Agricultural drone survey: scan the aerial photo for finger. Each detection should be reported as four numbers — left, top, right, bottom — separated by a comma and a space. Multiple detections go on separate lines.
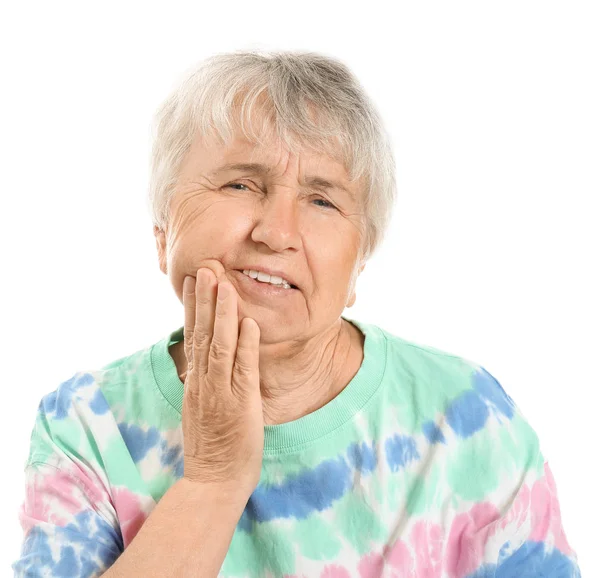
183, 274, 197, 381
193, 268, 217, 376
183, 263, 224, 377
207, 281, 238, 389
232, 317, 261, 399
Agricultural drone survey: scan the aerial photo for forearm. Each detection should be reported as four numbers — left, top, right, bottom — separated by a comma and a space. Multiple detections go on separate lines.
103, 478, 249, 578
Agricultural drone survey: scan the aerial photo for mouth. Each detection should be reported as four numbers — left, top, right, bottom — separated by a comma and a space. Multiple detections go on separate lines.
234, 269, 299, 296
235, 270, 298, 290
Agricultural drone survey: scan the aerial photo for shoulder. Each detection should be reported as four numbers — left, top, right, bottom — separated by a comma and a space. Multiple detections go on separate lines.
28, 370, 112, 466
37, 370, 106, 416
27, 334, 167, 469
367, 321, 542, 469
370, 324, 509, 428
36, 338, 150, 424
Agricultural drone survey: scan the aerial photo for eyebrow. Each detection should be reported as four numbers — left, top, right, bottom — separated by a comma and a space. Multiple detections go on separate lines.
210, 162, 355, 200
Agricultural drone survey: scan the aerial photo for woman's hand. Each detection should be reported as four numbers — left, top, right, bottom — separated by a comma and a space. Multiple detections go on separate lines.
181, 264, 264, 497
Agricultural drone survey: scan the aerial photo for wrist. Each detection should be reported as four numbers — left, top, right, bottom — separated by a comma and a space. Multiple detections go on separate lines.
177, 477, 252, 508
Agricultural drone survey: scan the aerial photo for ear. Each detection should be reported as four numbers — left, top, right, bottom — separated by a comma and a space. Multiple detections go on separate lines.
346, 291, 357, 308
153, 225, 168, 275
346, 262, 365, 308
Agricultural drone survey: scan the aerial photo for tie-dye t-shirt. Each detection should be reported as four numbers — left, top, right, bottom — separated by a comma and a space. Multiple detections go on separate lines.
12, 316, 581, 577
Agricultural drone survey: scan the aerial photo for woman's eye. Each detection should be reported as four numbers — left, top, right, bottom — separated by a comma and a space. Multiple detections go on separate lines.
226, 183, 336, 211
312, 198, 336, 210
227, 182, 250, 191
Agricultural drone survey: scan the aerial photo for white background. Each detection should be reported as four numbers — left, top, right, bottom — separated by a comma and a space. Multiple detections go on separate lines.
1, 1, 597, 575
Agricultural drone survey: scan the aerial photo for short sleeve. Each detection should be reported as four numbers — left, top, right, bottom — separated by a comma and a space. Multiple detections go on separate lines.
484, 458, 582, 577
12, 461, 123, 577
444, 364, 583, 577
12, 372, 126, 575
460, 365, 582, 577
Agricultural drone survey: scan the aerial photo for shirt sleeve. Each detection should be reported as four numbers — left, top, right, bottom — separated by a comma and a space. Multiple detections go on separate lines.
12, 461, 124, 577
12, 373, 125, 577
484, 457, 582, 577
460, 365, 582, 577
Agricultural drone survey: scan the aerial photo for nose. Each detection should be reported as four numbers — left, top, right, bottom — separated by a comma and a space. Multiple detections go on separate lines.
250, 188, 302, 253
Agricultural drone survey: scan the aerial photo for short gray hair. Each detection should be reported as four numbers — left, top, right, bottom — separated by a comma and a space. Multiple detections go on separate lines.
147, 49, 397, 264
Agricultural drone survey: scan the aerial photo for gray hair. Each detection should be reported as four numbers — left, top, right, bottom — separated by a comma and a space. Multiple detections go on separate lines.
147, 49, 397, 264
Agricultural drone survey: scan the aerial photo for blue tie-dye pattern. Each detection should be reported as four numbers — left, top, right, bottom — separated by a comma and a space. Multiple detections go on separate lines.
347, 441, 377, 473
39, 373, 95, 421
160, 440, 185, 478
15, 332, 582, 576
473, 367, 515, 419
445, 390, 489, 438
445, 367, 520, 439
497, 539, 513, 565
385, 434, 419, 472
54, 545, 79, 575
422, 420, 446, 444
173, 454, 184, 478
62, 509, 123, 550
237, 506, 253, 532
117, 423, 161, 463
497, 541, 580, 577
89, 388, 110, 415
12, 509, 122, 577
466, 541, 581, 578
244, 457, 352, 524
465, 563, 497, 578
12, 526, 53, 575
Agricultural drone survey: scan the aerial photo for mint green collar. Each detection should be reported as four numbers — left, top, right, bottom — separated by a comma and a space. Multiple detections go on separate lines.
150, 315, 386, 454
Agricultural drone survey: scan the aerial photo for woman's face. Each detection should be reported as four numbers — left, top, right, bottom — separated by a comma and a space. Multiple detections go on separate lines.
154, 126, 365, 345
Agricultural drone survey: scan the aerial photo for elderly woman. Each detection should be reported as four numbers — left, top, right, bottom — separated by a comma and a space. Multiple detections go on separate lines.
13, 51, 580, 578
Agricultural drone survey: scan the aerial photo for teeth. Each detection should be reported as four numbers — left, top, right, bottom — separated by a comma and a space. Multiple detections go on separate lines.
257, 271, 271, 283
242, 269, 292, 289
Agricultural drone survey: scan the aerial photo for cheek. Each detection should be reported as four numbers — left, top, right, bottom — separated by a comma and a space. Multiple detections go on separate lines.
185, 201, 248, 240
170, 209, 249, 268
207, 200, 254, 230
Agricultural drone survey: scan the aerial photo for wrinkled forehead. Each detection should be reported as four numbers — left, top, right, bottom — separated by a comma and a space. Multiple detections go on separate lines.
203, 137, 349, 185
200, 93, 352, 178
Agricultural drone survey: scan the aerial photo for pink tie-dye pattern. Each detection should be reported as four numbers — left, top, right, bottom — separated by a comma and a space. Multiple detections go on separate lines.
411, 521, 443, 578
445, 502, 499, 578
320, 565, 352, 578
529, 462, 573, 555
111, 486, 149, 548
383, 538, 414, 577
19, 466, 86, 534
358, 551, 385, 578
357, 521, 443, 578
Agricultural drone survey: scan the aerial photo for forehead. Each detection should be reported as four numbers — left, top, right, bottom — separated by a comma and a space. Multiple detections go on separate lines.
209, 128, 346, 172
179, 124, 360, 202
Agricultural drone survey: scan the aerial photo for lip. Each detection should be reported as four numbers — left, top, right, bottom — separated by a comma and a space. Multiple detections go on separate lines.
233, 269, 298, 299
236, 266, 299, 289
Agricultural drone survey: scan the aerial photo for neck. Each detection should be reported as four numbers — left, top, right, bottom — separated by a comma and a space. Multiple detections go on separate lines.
170, 318, 364, 426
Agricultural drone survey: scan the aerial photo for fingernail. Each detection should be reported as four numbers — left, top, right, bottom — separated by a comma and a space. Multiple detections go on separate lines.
184, 276, 194, 294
